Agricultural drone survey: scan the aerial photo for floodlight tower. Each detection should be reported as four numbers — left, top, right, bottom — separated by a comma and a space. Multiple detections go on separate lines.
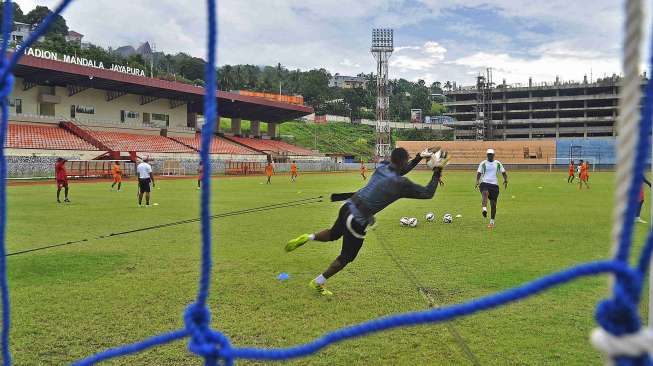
371, 28, 394, 159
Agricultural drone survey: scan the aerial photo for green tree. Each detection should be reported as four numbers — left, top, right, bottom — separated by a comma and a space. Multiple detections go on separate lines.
430, 102, 447, 116
0, 3, 24, 23
177, 54, 205, 81
25, 6, 68, 36
411, 79, 431, 117
298, 69, 331, 113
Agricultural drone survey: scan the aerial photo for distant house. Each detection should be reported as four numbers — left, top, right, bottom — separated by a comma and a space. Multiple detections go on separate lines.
329, 73, 367, 89
10, 22, 31, 44
65, 30, 84, 44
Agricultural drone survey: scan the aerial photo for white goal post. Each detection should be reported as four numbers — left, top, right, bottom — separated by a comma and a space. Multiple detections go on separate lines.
547, 157, 597, 173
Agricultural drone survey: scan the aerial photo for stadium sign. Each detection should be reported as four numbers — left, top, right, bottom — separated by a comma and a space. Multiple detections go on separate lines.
23, 47, 146, 77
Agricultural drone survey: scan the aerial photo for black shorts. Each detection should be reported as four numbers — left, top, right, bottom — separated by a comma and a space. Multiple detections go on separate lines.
138, 178, 151, 193
329, 203, 367, 263
480, 182, 500, 200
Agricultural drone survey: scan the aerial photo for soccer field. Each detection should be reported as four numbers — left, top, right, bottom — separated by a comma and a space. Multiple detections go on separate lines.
5, 170, 650, 365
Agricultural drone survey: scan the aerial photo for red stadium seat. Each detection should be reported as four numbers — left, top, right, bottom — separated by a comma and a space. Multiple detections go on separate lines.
227, 136, 315, 156
171, 135, 259, 155
7, 123, 99, 150
82, 130, 195, 153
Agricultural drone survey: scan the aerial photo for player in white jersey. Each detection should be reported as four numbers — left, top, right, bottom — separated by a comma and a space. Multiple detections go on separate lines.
136, 157, 155, 207
475, 149, 508, 228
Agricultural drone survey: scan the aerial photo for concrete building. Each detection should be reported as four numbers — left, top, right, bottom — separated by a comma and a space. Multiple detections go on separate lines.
443, 77, 621, 140
65, 30, 84, 44
329, 73, 367, 89
10, 22, 33, 44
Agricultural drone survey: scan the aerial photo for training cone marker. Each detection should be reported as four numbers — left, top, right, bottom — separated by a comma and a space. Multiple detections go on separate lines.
456, 214, 462, 218
277, 272, 290, 281
153, 203, 159, 206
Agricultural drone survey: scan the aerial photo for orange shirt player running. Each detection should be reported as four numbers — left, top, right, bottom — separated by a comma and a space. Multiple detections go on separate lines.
290, 161, 298, 182
578, 161, 590, 189
360, 162, 367, 180
265, 162, 274, 184
567, 160, 575, 183
111, 161, 122, 191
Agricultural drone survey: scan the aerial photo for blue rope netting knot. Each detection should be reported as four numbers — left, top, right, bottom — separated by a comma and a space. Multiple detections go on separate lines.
1, 0, 653, 365
596, 281, 643, 337
184, 304, 234, 366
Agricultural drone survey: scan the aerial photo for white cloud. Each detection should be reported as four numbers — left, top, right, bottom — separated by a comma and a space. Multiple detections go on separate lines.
339, 58, 361, 68
390, 41, 447, 78
423, 41, 446, 59
451, 51, 620, 85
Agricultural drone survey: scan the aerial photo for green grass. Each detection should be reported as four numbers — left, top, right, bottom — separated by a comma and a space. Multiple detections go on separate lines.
5, 171, 651, 365
279, 122, 375, 156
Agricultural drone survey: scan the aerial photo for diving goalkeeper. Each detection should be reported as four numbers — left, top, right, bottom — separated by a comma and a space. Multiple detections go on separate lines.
285, 147, 450, 296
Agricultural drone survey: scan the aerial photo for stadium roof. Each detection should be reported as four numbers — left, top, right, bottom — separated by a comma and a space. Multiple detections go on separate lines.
12, 54, 314, 123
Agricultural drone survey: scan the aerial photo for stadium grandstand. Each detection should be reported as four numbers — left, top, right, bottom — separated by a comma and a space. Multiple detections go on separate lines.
169, 135, 260, 155
5, 49, 324, 178
397, 138, 617, 170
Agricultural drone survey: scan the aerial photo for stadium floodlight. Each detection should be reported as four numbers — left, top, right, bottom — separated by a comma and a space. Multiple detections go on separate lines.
371, 28, 394, 52
371, 28, 394, 160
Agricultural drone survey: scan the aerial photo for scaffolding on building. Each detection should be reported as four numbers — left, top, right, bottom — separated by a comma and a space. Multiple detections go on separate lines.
475, 68, 494, 140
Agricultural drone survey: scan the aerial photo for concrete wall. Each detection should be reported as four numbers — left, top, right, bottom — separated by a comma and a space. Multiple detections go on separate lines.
9, 77, 189, 129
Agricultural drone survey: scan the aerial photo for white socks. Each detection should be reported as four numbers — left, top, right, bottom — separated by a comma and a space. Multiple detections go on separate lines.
490, 219, 495, 225
308, 234, 316, 241
482, 207, 487, 212
315, 274, 326, 285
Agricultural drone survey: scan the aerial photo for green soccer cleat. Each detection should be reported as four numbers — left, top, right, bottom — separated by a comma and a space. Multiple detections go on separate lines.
285, 234, 310, 252
309, 279, 333, 296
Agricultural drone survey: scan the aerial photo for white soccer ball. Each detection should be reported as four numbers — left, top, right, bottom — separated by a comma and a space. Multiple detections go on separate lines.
425, 212, 435, 221
408, 217, 418, 227
443, 213, 453, 223
400, 217, 410, 226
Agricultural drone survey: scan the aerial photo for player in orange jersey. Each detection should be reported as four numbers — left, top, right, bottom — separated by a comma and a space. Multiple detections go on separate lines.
290, 161, 298, 182
567, 160, 575, 183
578, 160, 590, 189
111, 161, 122, 191
265, 161, 274, 184
360, 161, 367, 180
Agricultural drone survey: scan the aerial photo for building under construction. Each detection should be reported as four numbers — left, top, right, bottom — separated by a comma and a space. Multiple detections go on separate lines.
443, 76, 620, 140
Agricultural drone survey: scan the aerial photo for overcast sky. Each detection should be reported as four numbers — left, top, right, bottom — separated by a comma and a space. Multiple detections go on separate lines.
14, 0, 645, 86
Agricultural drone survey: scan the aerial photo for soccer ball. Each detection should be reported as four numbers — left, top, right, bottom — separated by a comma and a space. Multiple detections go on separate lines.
443, 214, 453, 223
400, 217, 410, 226
408, 217, 418, 227
425, 212, 435, 221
